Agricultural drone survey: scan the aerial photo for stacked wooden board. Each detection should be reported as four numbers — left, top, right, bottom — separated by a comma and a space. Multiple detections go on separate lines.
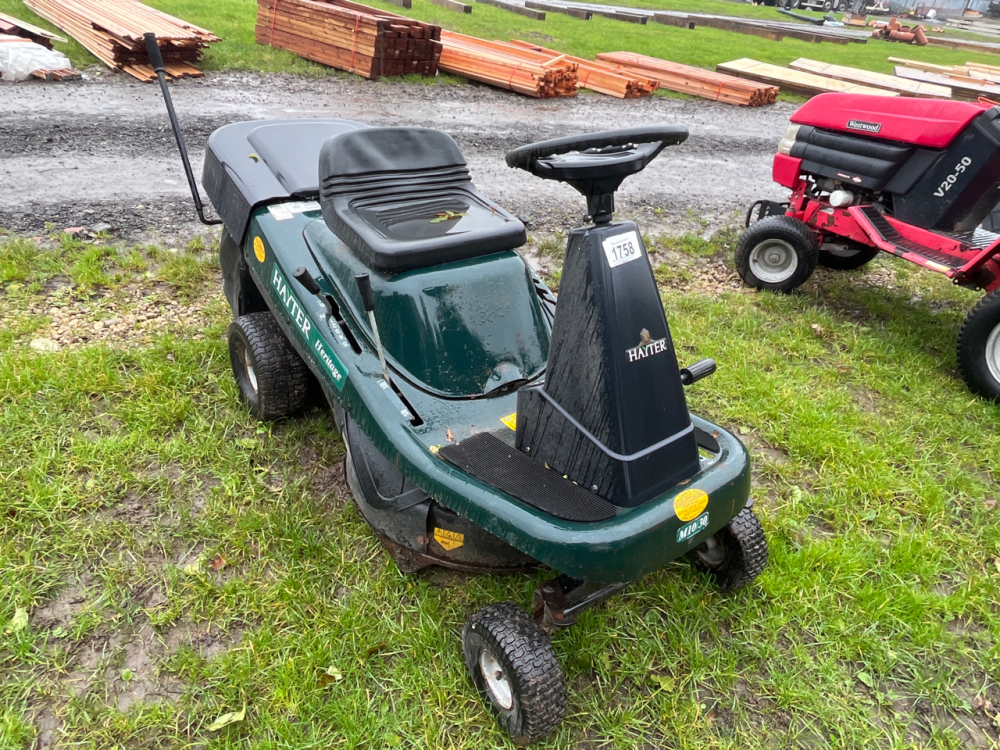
257, 0, 441, 79
507, 40, 656, 98
889, 57, 1000, 100
596, 50, 779, 106
24, 0, 218, 80
0, 33, 81, 79
790, 58, 951, 98
0, 11, 65, 48
438, 31, 577, 97
717, 58, 897, 97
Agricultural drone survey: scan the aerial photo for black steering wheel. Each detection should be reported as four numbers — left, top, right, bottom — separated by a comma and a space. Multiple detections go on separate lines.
505, 126, 688, 181
504, 126, 688, 223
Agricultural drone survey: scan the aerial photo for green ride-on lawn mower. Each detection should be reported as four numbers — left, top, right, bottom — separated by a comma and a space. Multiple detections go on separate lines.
146, 36, 768, 743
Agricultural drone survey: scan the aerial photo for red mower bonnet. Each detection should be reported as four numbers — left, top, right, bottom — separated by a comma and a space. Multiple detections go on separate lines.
789, 93, 991, 149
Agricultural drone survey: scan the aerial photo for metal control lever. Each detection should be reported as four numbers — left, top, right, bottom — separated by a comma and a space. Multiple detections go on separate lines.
355, 274, 391, 386
680, 358, 716, 386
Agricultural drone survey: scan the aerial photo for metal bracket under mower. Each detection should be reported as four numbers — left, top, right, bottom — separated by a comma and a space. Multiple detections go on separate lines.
532, 575, 627, 634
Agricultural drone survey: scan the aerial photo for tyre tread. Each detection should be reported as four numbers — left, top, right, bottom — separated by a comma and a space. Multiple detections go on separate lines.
229, 312, 311, 420
957, 289, 1000, 402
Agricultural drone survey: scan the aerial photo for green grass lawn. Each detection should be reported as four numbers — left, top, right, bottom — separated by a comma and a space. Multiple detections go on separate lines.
3, 0, 1000, 85
0, 228, 998, 748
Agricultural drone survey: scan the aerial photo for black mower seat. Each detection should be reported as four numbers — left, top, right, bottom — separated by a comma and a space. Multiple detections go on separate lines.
318, 127, 526, 273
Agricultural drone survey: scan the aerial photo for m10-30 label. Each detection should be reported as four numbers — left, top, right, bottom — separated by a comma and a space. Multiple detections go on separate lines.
934, 156, 973, 198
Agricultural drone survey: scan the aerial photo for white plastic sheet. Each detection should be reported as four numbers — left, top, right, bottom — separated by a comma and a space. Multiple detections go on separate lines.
0, 39, 71, 81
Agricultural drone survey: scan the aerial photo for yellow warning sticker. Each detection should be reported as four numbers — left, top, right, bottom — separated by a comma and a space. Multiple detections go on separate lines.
501, 412, 517, 431
433, 528, 465, 551
674, 488, 709, 522
253, 236, 266, 263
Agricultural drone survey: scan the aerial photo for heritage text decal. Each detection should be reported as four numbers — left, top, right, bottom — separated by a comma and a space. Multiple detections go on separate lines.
270, 264, 347, 390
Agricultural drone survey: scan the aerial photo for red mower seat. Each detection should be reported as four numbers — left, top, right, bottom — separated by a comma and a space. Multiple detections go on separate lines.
791, 93, 991, 149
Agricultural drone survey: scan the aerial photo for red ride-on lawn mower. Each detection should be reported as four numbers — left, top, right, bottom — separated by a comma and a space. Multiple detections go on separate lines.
736, 93, 1000, 401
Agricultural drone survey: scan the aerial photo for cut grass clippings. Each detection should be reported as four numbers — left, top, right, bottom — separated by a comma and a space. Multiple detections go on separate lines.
0, 228, 998, 748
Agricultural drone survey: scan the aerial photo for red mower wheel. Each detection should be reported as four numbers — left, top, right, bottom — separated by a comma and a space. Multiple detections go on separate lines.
735, 216, 819, 293
957, 290, 1000, 403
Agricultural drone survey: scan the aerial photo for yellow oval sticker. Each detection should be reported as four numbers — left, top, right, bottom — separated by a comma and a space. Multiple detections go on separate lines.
253, 236, 266, 263
674, 488, 709, 522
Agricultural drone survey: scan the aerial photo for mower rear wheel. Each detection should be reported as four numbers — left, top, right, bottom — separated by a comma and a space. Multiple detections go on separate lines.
957, 290, 1000, 402
463, 602, 567, 744
228, 312, 311, 420
818, 242, 879, 271
736, 216, 818, 293
689, 506, 768, 591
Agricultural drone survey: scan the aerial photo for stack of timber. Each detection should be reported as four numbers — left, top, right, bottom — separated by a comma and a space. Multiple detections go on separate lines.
24, 0, 218, 81
595, 50, 778, 106
438, 31, 577, 97
944, 16, 1000, 37
508, 40, 656, 97
0, 11, 65, 48
0, 33, 81, 79
924, 34, 1000, 55
889, 56, 1000, 100
257, 0, 441, 79
789, 58, 950, 97
717, 58, 897, 97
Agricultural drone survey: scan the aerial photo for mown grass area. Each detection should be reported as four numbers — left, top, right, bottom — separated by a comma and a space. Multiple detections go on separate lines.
3, 0, 1000, 85
0, 227, 998, 749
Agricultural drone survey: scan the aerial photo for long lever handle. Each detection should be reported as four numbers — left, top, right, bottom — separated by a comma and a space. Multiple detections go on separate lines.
143, 32, 221, 227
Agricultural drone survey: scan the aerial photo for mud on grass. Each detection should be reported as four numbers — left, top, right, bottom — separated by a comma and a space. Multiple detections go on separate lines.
1, 232, 1000, 748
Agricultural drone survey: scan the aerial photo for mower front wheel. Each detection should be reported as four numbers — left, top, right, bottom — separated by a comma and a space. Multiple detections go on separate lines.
689, 506, 768, 592
818, 242, 879, 271
735, 216, 818, 293
957, 290, 1000, 402
228, 312, 311, 420
463, 602, 567, 744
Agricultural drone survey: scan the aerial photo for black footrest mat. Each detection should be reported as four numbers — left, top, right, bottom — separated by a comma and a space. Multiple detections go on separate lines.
694, 425, 720, 454
860, 206, 967, 269
439, 432, 617, 523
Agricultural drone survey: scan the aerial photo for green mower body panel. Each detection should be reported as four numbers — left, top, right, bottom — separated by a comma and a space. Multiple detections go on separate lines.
243, 204, 751, 585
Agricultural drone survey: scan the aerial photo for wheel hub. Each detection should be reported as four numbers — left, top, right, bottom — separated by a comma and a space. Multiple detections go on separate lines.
479, 648, 514, 710
987, 321, 1000, 385
693, 535, 726, 568
238, 343, 259, 394
750, 239, 798, 283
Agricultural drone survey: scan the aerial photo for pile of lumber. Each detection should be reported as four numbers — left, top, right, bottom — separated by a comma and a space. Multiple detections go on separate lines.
438, 31, 577, 97
889, 56, 1000, 100
596, 50, 778, 106
790, 58, 950, 98
0, 33, 81, 79
717, 58, 896, 98
24, 0, 218, 81
507, 40, 656, 97
0, 11, 65, 48
256, 0, 440, 79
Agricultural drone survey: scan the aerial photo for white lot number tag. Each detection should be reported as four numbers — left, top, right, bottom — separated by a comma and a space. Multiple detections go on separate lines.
602, 230, 642, 268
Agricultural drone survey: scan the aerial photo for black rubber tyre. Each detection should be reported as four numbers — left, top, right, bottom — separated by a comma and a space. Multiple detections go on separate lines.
688, 506, 768, 592
956, 290, 1000, 403
822, 0, 833, 10
835, 0, 847, 9
735, 216, 819, 293
817, 242, 880, 271
228, 312, 311, 420
462, 602, 567, 745
790, 0, 800, 8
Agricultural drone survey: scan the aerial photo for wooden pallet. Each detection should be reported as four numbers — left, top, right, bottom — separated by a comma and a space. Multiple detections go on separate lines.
790, 58, 951, 98
23, 0, 218, 80
0, 11, 66, 48
508, 40, 655, 97
438, 30, 576, 97
717, 58, 896, 98
893, 65, 1000, 101
256, 0, 441, 79
596, 50, 778, 106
